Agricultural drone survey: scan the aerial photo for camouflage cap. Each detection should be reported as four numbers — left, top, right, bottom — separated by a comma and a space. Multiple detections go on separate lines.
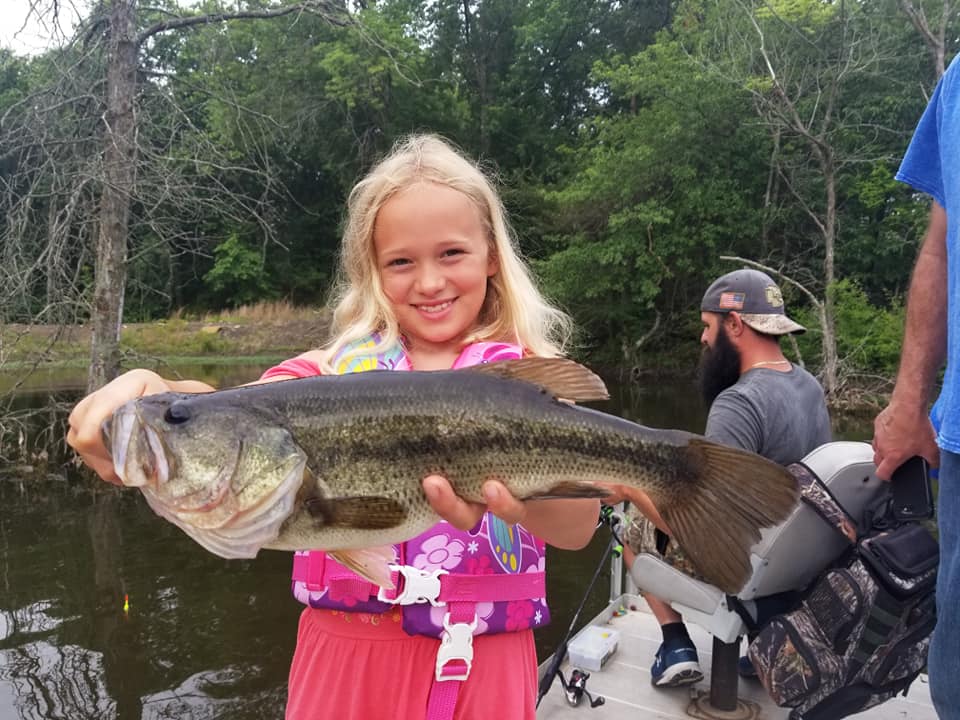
701, 269, 806, 335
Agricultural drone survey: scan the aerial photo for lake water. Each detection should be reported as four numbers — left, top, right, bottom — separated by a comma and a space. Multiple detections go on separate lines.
0, 365, 873, 719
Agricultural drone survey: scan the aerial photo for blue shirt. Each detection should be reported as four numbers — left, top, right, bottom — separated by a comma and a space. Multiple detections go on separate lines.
897, 57, 960, 453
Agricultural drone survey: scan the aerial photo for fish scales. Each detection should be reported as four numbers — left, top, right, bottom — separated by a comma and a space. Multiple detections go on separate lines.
277, 376, 694, 508
104, 358, 799, 593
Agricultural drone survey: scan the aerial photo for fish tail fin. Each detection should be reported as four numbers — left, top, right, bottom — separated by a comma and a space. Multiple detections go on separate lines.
657, 439, 799, 594
329, 545, 397, 589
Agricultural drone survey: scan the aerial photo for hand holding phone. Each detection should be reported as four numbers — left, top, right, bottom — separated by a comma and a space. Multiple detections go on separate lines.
890, 456, 935, 521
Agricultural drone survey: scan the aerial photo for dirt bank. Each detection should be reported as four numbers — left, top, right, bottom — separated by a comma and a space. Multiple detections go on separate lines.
1, 311, 332, 367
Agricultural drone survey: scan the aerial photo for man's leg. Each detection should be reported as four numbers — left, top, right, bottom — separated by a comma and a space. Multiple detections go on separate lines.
930, 451, 960, 717
643, 591, 682, 626
623, 541, 703, 688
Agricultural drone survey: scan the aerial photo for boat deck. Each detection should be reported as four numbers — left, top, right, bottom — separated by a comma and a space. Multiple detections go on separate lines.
537, 596, 936, 720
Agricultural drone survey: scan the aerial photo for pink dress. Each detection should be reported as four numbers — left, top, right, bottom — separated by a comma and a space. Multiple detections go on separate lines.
261, 342, 541, 720
286, 607, 538, 719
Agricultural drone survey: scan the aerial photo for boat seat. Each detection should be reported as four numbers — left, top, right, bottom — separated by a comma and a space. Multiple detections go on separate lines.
627, 441, 886, 708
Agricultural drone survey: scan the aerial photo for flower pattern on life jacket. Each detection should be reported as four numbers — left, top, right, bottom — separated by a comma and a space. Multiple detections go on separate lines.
505, 600, 535, 631
466, 554, 495, 575
413, 534, 466, 572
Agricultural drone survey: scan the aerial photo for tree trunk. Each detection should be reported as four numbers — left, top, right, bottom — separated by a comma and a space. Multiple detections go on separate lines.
88, 0, 138, 392
819, 300, 838, 394
820, 157, 839, 396
899, 0, 950, 80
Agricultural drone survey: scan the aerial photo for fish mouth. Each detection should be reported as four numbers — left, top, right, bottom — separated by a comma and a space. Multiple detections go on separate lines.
104, 401, 231, 512
151, 417, 239, 513
103, 401, 169, 488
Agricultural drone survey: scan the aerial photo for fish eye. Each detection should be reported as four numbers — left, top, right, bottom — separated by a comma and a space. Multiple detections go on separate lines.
164, 402, 191, 425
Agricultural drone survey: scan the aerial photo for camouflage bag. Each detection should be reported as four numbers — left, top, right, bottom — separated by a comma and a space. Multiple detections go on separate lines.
748, 485, 938, 719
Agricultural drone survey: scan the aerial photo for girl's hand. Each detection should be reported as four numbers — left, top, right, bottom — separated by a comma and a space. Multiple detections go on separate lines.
422, 475, 526, 530
67, 369, 212, 485
422, 475, 598, 550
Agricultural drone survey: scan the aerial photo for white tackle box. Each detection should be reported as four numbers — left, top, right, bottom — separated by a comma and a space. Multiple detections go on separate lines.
567, 625, 620, 672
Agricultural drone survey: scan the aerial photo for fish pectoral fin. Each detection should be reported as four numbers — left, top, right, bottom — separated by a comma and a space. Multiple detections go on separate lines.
465, 358, 609, 402
521, 480, 611, 501
305, 495, 408, 530
329, 547, 397, 589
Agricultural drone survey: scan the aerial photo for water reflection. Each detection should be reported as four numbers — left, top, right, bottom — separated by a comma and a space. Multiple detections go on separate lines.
0, 640, 114, 719
0, 473, 298, 720
0, 366, 873, 719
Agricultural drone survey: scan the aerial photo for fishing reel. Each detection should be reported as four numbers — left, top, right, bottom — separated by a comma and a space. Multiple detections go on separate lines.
597, 505, 623, 531
561, 668, 604, 708
597, 506, 624, 558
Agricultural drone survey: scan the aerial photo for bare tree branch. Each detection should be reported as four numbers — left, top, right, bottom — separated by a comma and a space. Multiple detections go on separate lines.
898, 0, 951, 77
1, 0, 360, 390
136, 0, 351, 46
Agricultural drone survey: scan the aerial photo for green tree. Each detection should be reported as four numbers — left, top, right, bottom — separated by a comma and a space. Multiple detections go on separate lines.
537, 38, 768, 365
676, 0, 950, 395
204, 233, 275, 307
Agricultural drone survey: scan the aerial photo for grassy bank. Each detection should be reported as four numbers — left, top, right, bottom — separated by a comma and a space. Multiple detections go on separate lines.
0, 302, 332, 371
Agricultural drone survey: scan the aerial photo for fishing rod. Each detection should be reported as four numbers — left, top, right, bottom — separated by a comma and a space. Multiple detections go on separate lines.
536, 505, 624, 709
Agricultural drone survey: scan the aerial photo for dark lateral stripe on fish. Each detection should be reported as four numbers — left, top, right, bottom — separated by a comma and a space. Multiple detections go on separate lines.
305, 416, 694, 475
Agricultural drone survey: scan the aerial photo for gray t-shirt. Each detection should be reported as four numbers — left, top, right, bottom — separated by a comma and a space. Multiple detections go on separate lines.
705, 365, 831, 465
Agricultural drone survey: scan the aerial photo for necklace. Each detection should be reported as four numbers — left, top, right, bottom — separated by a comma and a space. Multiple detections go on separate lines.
749, 359, 791, 369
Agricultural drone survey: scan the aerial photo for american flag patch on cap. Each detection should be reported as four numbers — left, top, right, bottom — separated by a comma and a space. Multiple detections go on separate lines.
719, 292, 745, 310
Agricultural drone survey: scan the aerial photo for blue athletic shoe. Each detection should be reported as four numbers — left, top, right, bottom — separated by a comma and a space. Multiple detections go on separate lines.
650, 638, 704, 687
738, 655, 758, 679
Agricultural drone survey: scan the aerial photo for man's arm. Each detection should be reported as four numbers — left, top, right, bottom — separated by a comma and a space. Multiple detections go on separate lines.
873, 201, 948, 479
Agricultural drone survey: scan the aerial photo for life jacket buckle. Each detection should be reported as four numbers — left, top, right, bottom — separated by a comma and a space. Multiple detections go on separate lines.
377, 565, 448, 606
435, 612, 478, 682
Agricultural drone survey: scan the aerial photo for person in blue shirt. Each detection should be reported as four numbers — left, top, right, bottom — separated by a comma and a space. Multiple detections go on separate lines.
873, 58, 960, 719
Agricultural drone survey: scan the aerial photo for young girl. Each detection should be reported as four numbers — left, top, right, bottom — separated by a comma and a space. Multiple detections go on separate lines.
67, 134, 600, 719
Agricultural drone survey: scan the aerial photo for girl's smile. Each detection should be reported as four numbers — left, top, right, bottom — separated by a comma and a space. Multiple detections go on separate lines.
415, 299, 455, 315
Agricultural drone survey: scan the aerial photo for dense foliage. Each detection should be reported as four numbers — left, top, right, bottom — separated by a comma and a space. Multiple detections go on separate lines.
0, 0, 954, 387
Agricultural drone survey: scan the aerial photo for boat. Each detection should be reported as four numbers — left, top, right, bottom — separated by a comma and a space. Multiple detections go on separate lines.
536, 594, 936, 719
537, 441, 939, 719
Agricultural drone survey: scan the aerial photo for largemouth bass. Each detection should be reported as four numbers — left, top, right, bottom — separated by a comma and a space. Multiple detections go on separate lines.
103, 358, 798, 593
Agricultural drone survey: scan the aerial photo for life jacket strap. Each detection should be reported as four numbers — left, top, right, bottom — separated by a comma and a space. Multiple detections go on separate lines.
292, 549, 406, 603
293, 554, 547, 607
427, 602, 478, 720
377, 565, 546, 606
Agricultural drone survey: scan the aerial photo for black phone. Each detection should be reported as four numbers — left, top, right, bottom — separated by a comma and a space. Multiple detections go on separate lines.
890, 456, 935, 521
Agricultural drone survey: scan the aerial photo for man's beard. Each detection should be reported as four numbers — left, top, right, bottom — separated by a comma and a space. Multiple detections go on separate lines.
698, 324, 742, 405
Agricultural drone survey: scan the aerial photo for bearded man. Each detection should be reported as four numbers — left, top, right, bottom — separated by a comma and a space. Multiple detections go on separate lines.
600, 268, 831, 688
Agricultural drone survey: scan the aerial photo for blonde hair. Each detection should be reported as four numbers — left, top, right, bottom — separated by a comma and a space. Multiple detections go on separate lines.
318, 134, 572, 371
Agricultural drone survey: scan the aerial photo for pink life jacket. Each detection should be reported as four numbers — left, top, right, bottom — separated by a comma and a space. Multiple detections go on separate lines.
263, 333, 550, 715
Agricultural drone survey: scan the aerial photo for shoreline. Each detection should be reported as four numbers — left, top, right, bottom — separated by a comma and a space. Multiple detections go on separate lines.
0, 318, 893, 413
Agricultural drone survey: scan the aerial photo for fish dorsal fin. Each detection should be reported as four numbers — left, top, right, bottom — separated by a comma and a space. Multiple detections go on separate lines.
465, 358, 609, 402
